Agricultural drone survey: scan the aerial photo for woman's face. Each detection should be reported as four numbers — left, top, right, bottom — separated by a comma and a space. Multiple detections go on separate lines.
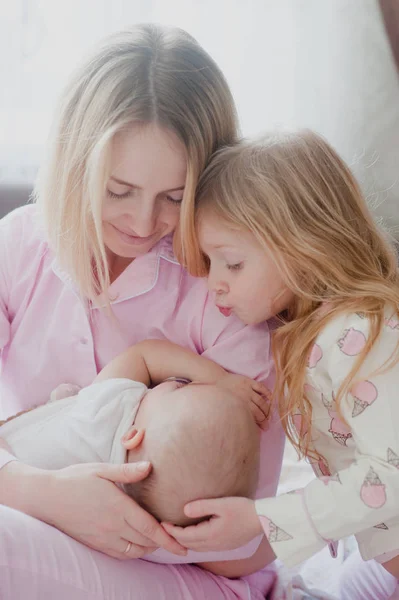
103, 123, 187, 261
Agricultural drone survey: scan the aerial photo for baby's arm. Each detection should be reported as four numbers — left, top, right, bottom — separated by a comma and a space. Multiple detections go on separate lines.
95, 340, 270, 428
94, 340, 227, 387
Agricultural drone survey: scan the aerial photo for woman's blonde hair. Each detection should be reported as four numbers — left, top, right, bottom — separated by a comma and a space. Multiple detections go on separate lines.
34, 24, 238, 301
188, 130, 399, 457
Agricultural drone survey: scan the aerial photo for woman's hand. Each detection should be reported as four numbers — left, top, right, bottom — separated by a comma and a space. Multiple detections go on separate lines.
163, 497, 263, 552
1, 460, 186, 560
218, 374, 271, 430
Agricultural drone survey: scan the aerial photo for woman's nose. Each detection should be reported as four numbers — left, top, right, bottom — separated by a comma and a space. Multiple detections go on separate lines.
131, 200, 157, 237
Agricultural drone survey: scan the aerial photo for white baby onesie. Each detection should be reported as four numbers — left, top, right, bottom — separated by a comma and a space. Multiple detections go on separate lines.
0, 378, 147, 468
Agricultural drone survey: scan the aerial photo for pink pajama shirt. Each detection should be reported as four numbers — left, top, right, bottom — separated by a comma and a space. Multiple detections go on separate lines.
0, 205, 284, 599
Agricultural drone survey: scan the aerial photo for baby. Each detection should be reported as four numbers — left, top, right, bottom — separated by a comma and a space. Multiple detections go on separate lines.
0, 340, 263, 527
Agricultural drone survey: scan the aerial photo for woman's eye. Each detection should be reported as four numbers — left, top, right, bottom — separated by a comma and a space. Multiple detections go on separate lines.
166, 195, 183, 205
227, 263, 243, 271
107, 189, 132, 200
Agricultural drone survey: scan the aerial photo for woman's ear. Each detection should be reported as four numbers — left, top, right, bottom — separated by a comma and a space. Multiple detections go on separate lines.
121, 427, 145, 450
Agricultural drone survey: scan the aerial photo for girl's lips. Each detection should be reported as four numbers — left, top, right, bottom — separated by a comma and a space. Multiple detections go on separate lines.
217, 306, 232, 317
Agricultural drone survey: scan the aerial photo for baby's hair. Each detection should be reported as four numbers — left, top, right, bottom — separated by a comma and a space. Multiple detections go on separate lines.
124, 388, 260, 526
188, 130, 399, 458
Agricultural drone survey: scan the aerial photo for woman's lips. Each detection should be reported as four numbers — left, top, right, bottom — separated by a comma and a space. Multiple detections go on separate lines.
217, 306, 232, 317
111, 224, 156, 246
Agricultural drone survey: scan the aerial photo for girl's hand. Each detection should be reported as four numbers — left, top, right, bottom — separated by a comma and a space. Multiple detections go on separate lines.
219, 374, 271, 430
2, 460, 186, 560
163, 497, 262, 552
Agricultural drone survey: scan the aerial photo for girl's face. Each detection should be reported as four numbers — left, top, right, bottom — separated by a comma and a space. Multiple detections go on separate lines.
102, 123, 187, 262
199, 216, 294, 325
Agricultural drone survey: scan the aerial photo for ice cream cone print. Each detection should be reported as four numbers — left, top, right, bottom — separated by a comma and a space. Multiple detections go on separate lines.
337, 328, 366, 356
374, 523, 389, 530
360, 467, 387, 508
269, 521, 293, 543
324, 394, 352, 445
307, 343, 323, 368
385, 316, 399, 330
331, 432, 352, 446
263, 518, 293, 542
351, 380, 378, 417
387, 448, 399, 469
322, 394, 333, 410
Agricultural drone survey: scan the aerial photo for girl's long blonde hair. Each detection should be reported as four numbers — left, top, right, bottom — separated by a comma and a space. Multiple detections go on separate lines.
34, 24, 238, 301
186, 130, 399, 457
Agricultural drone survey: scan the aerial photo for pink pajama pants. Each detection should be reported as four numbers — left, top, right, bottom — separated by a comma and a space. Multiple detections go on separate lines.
0, 506, 277, 600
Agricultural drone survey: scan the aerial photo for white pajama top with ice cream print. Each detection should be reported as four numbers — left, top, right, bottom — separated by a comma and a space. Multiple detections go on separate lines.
256, 309, 399, 567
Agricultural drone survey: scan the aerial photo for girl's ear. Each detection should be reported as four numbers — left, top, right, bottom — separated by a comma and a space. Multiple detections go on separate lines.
121, 427, 145, 450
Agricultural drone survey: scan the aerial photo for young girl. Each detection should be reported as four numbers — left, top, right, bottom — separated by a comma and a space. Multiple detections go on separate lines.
165, 130, 399, 598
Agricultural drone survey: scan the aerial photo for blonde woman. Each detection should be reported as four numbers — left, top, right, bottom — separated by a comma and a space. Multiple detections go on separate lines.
165, 131, 399, 598
0, 25, 284, 599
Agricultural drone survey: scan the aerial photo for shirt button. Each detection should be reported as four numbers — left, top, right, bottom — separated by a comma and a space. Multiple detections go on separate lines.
80, 337, 89, 345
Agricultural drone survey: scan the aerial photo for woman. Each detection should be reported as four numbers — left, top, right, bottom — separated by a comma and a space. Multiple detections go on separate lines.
0, 24, 284, 599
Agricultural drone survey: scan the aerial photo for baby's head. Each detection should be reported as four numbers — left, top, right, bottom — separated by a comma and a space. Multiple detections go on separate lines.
123, 380, 260, 526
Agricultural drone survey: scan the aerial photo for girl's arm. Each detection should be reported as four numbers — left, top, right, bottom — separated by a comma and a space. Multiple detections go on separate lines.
167, 313, 399, 568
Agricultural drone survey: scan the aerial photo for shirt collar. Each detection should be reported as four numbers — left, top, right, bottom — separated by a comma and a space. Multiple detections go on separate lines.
51, 234, 180, 307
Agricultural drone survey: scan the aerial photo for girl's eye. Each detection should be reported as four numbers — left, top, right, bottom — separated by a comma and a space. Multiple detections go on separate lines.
227, 263, 243, 271
107, 189, 132, 200
166, 195, 183, 205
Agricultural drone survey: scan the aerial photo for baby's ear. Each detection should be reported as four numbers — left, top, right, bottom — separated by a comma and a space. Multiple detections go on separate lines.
121, 427, 145, 450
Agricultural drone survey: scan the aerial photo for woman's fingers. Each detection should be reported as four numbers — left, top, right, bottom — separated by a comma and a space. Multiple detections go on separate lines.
119, 538, 156, 560
124, 503, 187, 556
100, 462, 186, 555
97, 461, 152, 485
121, 520, 159, 548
